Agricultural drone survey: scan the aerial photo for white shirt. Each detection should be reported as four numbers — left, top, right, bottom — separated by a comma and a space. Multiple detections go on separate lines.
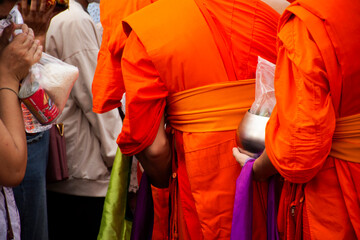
45, 0, 122, 197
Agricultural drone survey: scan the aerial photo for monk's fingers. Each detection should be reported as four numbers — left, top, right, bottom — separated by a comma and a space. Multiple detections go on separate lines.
237, 147, 256, 158
232, 147, 249, 167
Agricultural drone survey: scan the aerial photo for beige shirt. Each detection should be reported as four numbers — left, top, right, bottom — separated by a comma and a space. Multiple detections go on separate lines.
45, 0, 122, 197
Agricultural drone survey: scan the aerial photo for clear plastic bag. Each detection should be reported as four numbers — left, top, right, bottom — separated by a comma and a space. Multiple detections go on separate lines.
249, 56, 276, 117
37, 53, 79, 113
19, 53, 79, 125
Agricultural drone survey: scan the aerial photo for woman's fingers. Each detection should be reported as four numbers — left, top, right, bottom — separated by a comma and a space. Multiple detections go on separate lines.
20, 23, 30, 35
32, 41, 43, 63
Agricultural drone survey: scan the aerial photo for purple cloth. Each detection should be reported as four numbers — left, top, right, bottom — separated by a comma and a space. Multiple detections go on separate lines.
267, 176, 279, 240
230, 160, 279, 240
130, 173, 154, 240
230, 159, 255, 240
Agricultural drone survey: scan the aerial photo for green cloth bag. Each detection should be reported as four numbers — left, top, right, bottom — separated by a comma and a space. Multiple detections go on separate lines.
97, 148, 132, 240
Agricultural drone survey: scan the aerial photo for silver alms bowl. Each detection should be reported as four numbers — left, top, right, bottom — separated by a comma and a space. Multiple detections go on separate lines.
236, 110, 269, 153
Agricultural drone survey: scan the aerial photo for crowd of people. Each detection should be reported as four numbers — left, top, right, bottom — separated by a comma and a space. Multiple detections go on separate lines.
0, 0, 359, 239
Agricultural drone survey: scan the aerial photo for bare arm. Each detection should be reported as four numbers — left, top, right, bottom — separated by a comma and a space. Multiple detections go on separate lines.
233, 147, 277, 181
252, 149, 277, 181
136, 115, 172, 188
0, 24, 42, 186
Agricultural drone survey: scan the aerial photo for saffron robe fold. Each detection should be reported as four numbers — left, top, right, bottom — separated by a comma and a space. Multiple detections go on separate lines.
119, 0, 279, 238
91, 0, 157, 113
92, 1, 169, 239
265, 0, 360, 239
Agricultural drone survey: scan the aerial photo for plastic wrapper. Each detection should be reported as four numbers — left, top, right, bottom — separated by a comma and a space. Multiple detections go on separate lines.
38, 53, 79, 113
19, 53, 79, 125
249, 56, 276, 117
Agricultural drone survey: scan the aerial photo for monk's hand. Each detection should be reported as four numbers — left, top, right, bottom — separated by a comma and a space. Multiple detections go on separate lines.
232, 147, 256, 167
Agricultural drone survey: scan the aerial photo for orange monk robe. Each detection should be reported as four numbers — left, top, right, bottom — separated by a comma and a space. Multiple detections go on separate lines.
92, 0, 157, 113
265, 2, 360, 239
91, 1, 169, 239
119, 0, 279, 238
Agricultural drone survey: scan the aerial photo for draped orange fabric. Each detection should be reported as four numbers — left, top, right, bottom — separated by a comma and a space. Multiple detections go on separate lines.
151, 186, 170, 240
265, 0, 360, 239
119, 0, 279, 238
91, 1, 170, 239
91, 0, 157, 113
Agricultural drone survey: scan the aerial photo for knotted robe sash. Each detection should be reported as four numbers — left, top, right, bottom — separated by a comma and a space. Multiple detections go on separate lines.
330, 113, 360, 163
167, 79, 255, 132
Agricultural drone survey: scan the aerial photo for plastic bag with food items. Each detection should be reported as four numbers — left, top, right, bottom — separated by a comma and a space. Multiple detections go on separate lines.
19, 53, 79, 125
249, 56, 276, 117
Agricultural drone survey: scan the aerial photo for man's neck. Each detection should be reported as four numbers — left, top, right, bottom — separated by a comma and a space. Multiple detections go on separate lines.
75, 0, 88, 10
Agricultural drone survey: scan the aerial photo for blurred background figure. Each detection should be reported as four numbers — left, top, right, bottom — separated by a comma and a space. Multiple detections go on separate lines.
0, 0, 43, 239
11, 1, 63, 239
44, 0, 122, 239
87, 2, 100, 24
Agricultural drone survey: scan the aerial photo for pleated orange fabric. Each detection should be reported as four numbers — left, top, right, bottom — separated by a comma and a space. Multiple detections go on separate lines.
166, 80, 255, 133
330, 113, 360, 163
151, 186, 170, 240
119, 0, 279, 239
265, 0, 360, 239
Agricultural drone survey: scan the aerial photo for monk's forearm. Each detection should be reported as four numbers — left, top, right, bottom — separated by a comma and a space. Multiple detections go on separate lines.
136, 145, 171, 188
136, 115, 171, 188
252, 149, 277, 181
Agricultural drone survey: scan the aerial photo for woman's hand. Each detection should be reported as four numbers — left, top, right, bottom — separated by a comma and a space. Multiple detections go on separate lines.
0, 23, 42, 86
19, 0, 63, 46
232, 147, 256, 167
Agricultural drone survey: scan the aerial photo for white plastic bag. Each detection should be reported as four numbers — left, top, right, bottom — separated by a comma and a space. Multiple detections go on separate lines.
19, 53, 79, 124
37, 53, 79, 113
249, 56, 276, 117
